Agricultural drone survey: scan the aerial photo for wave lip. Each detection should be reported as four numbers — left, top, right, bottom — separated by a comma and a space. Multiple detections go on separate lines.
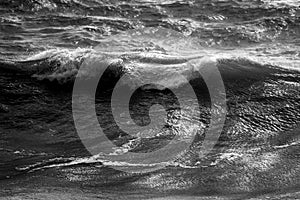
0, 47, 291, 88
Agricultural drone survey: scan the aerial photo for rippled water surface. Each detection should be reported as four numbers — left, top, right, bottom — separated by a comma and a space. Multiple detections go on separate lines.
0, 0, 300, 199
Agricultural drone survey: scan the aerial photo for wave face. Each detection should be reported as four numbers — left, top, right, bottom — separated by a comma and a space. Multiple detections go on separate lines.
1, 1, 300, 199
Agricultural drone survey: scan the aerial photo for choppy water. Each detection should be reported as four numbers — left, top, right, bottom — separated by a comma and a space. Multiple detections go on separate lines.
1, 0, 300, 199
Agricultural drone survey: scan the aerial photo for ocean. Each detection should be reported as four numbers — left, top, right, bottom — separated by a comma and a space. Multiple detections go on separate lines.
0, 0, 300, 199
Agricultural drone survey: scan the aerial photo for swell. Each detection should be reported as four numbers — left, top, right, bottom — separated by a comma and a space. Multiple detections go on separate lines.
1, 0, 299, 53
1, 49, 300, 197
2, 0, 298, 14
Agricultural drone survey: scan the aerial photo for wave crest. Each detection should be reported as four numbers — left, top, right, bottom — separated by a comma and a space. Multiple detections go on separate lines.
0, 47, 291, 88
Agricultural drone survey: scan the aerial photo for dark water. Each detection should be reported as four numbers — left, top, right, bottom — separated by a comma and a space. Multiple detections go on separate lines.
1, 0, 300, 199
